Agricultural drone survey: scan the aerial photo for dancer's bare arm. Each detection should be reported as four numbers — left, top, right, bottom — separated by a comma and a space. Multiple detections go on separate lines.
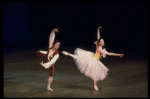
94, 27, 102, 45
100, 49, 124, 58
106, 52, 124, 58
97, 27, 102, 40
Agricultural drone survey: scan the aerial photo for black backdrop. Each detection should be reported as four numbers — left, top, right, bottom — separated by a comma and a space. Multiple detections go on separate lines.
3, 1, 148, 59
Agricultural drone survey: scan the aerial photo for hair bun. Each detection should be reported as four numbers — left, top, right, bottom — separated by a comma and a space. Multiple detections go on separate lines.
94, 41, 98, 45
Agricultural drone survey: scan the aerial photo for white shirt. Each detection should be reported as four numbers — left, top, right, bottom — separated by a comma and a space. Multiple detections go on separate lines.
49, 31, 55, 49
48, 49, 55, 58
44, 54, 59, 69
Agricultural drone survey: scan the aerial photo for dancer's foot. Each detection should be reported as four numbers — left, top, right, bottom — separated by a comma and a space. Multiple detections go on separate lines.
94, 85, 99, 91
47, 87, 53, 91
105, 73, 108, 75
62, 51, 69, 55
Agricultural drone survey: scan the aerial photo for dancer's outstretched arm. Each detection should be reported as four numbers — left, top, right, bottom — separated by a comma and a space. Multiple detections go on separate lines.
106, 52, 124, 58
100, 50, 124, 58
40, 54, 59, 69
62, 51, 77, 58
106, 51, 124, 58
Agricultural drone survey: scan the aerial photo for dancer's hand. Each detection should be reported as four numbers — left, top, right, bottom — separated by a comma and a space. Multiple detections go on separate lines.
98, 27, 102, 29
119, 54, 124, 58
40, 61, 45, 67
54, 28, 59, 33
47, 57, 50, 62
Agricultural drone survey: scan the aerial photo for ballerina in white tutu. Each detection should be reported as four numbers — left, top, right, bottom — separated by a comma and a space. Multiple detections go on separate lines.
62, 26, 124, 91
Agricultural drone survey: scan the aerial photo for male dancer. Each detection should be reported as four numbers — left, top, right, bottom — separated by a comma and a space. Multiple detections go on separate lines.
36, 28, 60, 91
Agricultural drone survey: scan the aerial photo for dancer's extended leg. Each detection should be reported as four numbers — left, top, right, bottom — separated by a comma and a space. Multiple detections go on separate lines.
62, 51, 77, 58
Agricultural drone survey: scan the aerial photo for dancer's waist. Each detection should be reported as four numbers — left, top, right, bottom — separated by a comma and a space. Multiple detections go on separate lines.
93, 53, 101, 60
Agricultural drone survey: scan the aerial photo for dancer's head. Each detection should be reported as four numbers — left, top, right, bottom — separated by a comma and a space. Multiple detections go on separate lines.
53, 40, 61, 50
94, 39, 105, 46
99, 39, 105, 46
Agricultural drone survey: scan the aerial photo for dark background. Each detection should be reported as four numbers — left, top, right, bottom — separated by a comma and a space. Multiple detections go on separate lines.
3, 1, 148, 60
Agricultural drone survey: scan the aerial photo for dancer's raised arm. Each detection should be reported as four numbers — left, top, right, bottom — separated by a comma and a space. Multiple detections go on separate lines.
49, 29, 55, 49
97, 27, 102, 40
94, 27, 102, 45
49, 28, 59, 48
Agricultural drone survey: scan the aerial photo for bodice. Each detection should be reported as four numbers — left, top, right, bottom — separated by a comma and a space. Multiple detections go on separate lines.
93, 52, 103, 60
93, 48, 107, 60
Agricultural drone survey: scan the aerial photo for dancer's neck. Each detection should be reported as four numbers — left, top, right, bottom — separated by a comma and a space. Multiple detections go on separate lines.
98, 46, 103, 50
52, 47, 57, 52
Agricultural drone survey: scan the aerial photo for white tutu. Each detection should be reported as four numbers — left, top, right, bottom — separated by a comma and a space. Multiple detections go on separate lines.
73, 48, 109, 81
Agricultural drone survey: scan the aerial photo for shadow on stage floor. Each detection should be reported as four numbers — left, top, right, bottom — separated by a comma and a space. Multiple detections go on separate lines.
3, 46, 148, 98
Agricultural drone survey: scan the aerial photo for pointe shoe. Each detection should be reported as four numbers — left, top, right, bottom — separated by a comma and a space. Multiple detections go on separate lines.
94, 85, 99, 91
62, 51, 69, 55
47, 87, 53, 91
105, 73, 108, 75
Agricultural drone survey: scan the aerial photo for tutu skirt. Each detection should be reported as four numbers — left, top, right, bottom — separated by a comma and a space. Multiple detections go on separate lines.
73, 48, 109, 81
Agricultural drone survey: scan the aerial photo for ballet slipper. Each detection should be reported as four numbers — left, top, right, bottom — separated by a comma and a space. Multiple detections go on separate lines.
94, 85, 99, 91
47, 87, 53, 91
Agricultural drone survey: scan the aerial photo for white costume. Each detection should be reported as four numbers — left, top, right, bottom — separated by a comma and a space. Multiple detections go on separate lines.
62, 27, 109, 81
73, 48, 109, 81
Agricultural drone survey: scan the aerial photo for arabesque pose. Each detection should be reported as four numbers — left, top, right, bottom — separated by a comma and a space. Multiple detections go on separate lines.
62, 27, 124, 90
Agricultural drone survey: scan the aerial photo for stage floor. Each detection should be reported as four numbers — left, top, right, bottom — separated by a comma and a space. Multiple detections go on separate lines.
3, 48, 148, 98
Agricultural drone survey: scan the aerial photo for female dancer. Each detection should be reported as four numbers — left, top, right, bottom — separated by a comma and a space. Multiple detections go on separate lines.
36, 28, 60, 91
62, 27, 124, 91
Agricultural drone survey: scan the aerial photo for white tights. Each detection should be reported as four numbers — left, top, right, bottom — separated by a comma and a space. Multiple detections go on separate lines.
47, 76, 53, 88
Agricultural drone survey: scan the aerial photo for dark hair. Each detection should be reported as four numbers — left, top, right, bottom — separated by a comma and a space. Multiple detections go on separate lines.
94, 39, 100, 46
53, 40, 61, 45
94, 38, 104, 46
48, 40, 61, 49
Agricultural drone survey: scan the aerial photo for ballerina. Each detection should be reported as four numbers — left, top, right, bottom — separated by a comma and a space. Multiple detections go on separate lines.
36, 28, 60, 91
62, 27, 124, 91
